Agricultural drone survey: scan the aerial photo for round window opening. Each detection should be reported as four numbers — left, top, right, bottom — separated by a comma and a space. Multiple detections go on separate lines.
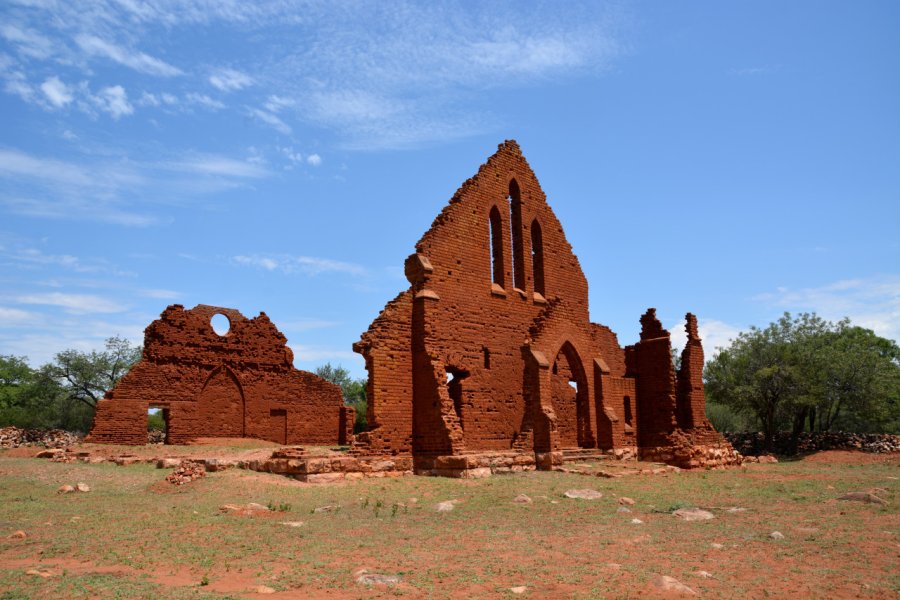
211, 313, 231, 336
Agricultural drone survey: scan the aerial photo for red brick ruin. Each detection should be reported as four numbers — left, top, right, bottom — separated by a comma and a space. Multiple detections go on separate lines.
86, 140, 739, 478
87, 304, 352, 446
354, 140, 740, 475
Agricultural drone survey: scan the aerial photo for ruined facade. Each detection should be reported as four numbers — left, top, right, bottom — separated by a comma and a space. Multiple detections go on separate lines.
87, 304, 353, 446
354, 141, 739, 474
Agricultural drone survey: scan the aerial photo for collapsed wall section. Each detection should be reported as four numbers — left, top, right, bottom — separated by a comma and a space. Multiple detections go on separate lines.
87, 304, 350, 446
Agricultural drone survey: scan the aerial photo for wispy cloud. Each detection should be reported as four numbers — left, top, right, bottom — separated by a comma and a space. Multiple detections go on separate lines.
14, 292, 126, 314
232, 254, 366, 276
90, 84, 133, 119
171, 154, 269, 178
75, 34, 182, 77
248, 107, 291, 135
1, 24, 55, 60
0, 306, 41, 327
209, 68, 253, 92
753, 275, 900, 342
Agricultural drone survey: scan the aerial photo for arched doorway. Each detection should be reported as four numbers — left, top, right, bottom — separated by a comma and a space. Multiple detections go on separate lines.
198, 366, 245, 437
550, 342, 592, 448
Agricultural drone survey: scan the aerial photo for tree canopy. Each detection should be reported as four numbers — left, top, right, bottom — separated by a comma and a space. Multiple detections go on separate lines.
704, 313, 899, 449
314, 362, 367, 433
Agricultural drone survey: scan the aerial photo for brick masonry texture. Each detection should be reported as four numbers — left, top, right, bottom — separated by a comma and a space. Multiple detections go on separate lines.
87, 304, 351, 446
355, 140, 739, 470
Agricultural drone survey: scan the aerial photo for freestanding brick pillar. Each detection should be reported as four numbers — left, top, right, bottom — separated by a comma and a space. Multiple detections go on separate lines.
87, 304, 352, 446
354, 140, 740, 472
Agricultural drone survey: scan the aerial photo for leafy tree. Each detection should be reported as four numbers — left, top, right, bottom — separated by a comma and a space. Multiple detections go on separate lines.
45, 336, 142, 411
705, 313, 900, 450
315, 362, 368, 433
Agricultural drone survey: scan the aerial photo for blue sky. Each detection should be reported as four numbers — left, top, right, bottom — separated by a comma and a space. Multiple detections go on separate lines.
1, 1, 898, 379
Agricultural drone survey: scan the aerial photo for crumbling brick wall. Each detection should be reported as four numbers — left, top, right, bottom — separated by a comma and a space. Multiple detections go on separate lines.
355, 140, 738, 469
87, 304, 350, 446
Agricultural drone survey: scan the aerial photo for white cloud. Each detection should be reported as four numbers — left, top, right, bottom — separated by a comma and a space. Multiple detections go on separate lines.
288, 343, 360, 363
140, 288, 180, 300
1, 24, 55, 60
185, 93, 225, 110
92, 85, 133, 119
264, 95, 294, 113
306, 153, 322, 166
75, 34, 182, 77
171, 154, 269, 178
232, 254, 366, 276
40, 76, 73, 107
0, 306, 40, 327
209, 68, 253, 92
248, 107, 291, 135
669, 318, 743, 358
14, 292, 126, 314
753, 275, 900, 342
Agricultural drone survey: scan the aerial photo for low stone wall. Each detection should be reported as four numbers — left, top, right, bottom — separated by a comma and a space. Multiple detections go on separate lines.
414, 451, 538, 478
640, 440, 743, 469
726, 432, 900, 456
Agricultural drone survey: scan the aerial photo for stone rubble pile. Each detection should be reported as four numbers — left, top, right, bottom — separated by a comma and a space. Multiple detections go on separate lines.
0, 426, 81, 449
147, 430, 165, 444
726, 432, 900, 456
164, 460, 206, 485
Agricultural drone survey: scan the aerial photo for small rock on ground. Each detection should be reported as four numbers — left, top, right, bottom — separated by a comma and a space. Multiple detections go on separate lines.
280, 521, 304, 527
617, 506, 632, 513
673, 508, 715, 521
564, 489, 603, 500
254, 585, 276, 594
839, 492, 888, 505
770, 531, 785, 539
435, 500, 459, 512
618, 497, 636, 505
694, 571, 714, 579
509, 586, 527, 594
57, 484, 75, 494
75, 483, 90, 492
710, 543, 724, 549
651, 575, 697, 596
26, 569, 53, 578
314, 505, 338, 513
356, 572, 400, 586
630, 518, 644, 525
9, 530, 26, 539
512, 494, 532, 504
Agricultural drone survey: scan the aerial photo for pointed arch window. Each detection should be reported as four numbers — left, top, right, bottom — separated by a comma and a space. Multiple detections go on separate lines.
531, 219, 545, 296
508, 180, 525, 290
489, 206, 504, 287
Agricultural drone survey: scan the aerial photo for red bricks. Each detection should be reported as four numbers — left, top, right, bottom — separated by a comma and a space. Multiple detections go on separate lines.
87, 304, 350, 446
355, 140, 739, 471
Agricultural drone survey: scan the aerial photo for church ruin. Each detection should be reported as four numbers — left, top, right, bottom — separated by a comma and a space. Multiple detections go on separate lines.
353, 140, 739, 475
87, 304, 352, 446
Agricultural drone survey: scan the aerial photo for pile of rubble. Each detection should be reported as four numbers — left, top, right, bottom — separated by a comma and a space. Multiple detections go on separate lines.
727, 432, 900, 456
148, 430, 165, 444
0, 426, 81, 449
164, 460, 206, 485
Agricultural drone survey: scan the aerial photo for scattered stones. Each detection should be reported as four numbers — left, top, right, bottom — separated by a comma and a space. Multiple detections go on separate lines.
770, 531, 785, 540
355, 570, 400, 586
75, 482, 90, 492
617, 506, 632, 514
618, 497, 636, 506
563, 489, 603, 500
839, 492, 888, 505
710, 543, 724, 549
435, 500, 459, 512
630, 518, 644, 525
726, 507, 747, 513
650, 575, 697, 596
727, 431, 900, 456
0, 426, 80, 449
314, 505, 338, 513
673, 508, 715, 521
694, 570, 714, 579
254, 585, 276, 594
509, 586, 527, 594
165, 460, 206, 485
156, 458, 181, 469
512, 494, 533, 504
8, 530, 26, 539
57, 485, 75, 494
